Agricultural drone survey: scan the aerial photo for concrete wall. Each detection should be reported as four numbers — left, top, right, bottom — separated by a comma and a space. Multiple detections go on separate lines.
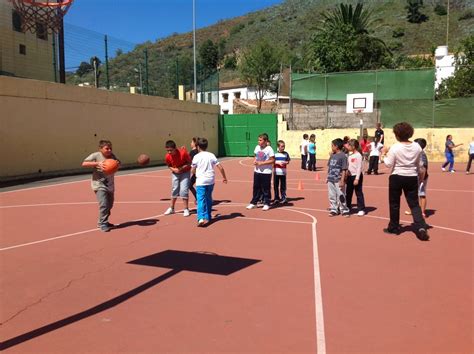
278, 115, 474, 163
0, 1, 54, 81
0, 76, 219, 181
278, 101, 379, 130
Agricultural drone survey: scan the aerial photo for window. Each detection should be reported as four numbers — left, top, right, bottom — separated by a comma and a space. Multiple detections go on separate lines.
19, 44, 26, 55
207, 92, 212, 103
234, 91, 241, 99
222, 110, 229, 114
222, 93, 229, 102
36, 22, 48, 40
12, 10, 23, 32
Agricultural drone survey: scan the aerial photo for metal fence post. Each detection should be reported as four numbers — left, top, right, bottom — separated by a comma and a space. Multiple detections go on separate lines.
104, 35, 110, 90
144, 48, 149, 95
52, 34, 58, 83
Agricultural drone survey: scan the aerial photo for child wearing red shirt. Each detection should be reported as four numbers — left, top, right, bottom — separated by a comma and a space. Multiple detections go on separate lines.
164, 140, 192, 217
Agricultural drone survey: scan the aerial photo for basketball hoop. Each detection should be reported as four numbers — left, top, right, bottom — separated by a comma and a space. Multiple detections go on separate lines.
10, 0, 74, 34
353, 109, 363, 115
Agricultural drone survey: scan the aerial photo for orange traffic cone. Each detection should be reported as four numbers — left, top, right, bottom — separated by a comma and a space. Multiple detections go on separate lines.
315, 173, 320, 181
297, 181, 304, 190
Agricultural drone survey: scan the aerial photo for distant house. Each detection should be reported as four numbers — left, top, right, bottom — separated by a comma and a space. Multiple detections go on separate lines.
434, 45, 455, 89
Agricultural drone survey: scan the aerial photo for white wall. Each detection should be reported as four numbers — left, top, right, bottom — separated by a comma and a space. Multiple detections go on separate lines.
218, 87, 277, 114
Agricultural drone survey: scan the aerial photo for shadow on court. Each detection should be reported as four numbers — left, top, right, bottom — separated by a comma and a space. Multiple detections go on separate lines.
0, 250, 260, 351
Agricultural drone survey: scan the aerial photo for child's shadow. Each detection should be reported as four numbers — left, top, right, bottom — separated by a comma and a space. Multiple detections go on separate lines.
212, 199, 232, 205
205, 212, 244, 227
115, 219, 159, 229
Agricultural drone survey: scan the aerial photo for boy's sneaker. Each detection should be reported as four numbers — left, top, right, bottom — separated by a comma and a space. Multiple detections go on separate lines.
280, 198, 287, 204
246, 204, 256, 210
100, 225, 111, 232
164, 207, 175, 215
441, 167, 446, 172
183, 209, 190, 217
328, 211, 338, 217
416, 228, 430, 241
450, 170, 456, 173
197, 219, 205, 227
262, 205, 270, 211
342, 212, 350, 218
357, 210, 365, 217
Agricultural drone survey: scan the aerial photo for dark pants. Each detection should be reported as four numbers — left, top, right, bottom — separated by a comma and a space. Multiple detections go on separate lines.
308, 153, 316, 171
466, 153, 474, 172
301, 154, 307, 170
388, 174, 427, 231
251, 172, 272, 206
189, 174, 197, 199
346, 174, 365, 211
273, 174, 287, 201
367, 156, 379, 174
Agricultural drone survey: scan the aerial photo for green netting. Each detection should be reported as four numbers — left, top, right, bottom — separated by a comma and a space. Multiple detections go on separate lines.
434, 97, 474, 128
292, 69, 435, 101
379, 100, 433, 128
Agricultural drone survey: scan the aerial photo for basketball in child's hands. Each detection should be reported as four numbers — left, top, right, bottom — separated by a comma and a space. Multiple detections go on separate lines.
102, 159, 119, 175
137, 154, 150, 166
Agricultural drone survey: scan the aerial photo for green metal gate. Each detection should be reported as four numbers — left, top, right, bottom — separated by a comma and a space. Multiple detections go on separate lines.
218, 114, 278, 157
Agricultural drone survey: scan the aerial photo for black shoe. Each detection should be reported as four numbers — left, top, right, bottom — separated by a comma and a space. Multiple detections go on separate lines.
416, 228, 430, 241
100, 225, 111, 232
280, 198, 287, 204
342, 212, 350, 218
383, 227, 401, 235
329, 211, 338, 217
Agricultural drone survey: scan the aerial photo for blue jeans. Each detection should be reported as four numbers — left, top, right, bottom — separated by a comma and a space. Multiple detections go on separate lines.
442, 152, 454, 171
196, 184, 214, 221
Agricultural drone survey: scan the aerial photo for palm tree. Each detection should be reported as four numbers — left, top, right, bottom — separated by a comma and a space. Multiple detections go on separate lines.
319, 3, 375, 34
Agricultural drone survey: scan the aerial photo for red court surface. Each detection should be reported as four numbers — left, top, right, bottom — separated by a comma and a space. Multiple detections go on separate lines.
1, 158, 472, 353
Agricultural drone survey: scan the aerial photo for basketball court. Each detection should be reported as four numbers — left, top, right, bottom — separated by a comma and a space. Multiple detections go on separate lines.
1, 158, 472, 353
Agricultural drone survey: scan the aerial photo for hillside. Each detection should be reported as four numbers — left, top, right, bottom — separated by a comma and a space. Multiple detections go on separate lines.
67, 0, 474, 97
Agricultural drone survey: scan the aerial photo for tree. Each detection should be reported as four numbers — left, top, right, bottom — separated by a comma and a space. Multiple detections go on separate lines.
199, 39, 219, 77
319, 3, 374, 35
115, 48, 123, 57
304, 23, 391, 72
406, 0, 428, 24
76, 61, 93, 77
239, 40, 281, 113
437, 35, 474, 98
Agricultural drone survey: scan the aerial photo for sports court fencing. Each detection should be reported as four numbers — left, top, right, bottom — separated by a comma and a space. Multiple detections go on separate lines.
285, 68, 473, 129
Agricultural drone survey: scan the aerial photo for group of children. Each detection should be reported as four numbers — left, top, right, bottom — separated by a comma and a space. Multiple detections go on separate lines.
83, 122, 468, 240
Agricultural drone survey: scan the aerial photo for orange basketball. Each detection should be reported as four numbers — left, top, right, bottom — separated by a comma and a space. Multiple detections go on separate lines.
137, 154, 150, 166
102, 159, 119, 175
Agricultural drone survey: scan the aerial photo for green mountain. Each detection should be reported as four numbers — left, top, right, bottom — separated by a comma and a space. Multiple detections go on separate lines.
68, 0, 474, 97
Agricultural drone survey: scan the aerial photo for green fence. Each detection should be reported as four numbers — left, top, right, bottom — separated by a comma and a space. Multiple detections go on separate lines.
219, 114, 278, 157
291, 69, 474, 128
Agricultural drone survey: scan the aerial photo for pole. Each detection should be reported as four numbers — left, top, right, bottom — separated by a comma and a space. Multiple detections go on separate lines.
193, 0, 197, 101
58, 18, 66, 83
139, 63, 143, 95
104, 35, 110, 90
175, 57, 179, 99
446, 0, 450, 46
144, 48, 149, 95
52, 33, 58, 83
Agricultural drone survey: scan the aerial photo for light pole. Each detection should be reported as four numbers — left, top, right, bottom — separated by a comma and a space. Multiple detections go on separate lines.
193, 0, 197, 101
134, 64, 143, 94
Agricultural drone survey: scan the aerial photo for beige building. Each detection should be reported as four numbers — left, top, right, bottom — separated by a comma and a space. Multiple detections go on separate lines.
0, 0, 55, 81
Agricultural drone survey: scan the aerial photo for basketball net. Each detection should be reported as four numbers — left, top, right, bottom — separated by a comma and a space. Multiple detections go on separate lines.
10, 0, 74, 34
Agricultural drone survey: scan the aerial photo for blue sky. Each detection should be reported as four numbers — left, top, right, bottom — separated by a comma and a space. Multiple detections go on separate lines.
66, 0, 283, 44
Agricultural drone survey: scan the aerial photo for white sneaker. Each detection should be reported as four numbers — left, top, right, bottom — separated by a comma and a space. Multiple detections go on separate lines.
246, 204, 256, 209
197, 219, 205, 227
164, 207, 174, 215
183, 209, 190, 217
441, 167, 446, 172
357, 210, 365, 217
262, 205, 270, 211
450, 170, 456, 173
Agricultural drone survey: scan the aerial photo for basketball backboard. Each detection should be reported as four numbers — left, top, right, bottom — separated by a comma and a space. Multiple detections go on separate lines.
346, 93, 374, 113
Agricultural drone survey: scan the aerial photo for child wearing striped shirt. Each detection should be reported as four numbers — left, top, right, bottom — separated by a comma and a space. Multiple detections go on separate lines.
273, 140, 291, 204
346, 139, 366, 216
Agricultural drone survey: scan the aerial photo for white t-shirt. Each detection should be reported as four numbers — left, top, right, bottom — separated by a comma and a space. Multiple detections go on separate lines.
254, 145, 275, 174
300, 139, 309, 155
369, 142, 384, 157
384, 142, 422, 177
469, 141, 474, 154
191, 151, 220, 186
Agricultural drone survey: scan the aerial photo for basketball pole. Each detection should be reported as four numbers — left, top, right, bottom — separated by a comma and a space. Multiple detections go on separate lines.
193, 0, 197, 102
58, 0, 66, 84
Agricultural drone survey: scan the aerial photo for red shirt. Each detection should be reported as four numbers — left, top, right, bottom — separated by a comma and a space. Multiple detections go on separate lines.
360, 139, 370, 153
165, 147, 191, 172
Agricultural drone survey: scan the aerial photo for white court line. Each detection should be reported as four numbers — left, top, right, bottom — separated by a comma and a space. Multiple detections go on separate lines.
239, 216, 312, 225
0, 201, 168, 209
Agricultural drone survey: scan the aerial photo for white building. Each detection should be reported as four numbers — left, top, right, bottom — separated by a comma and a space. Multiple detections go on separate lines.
435, 45, 455, 89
